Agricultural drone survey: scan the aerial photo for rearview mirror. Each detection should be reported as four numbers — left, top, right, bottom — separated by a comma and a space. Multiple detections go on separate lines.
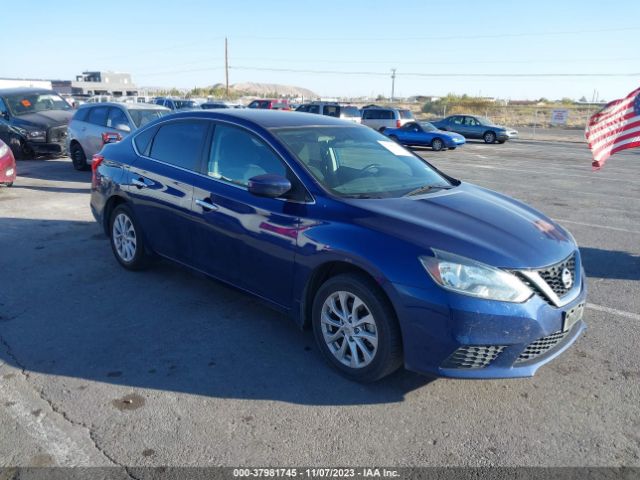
248, 174, 291, 198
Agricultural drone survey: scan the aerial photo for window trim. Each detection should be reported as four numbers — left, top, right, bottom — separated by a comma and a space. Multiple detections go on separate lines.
131, 116, 315, 204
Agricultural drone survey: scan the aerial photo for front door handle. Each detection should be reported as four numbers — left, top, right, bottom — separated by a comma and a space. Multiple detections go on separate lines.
196, 198, 219, 212
131, 177, 148, 189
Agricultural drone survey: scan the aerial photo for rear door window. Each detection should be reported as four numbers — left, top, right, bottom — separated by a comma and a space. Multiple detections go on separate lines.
149, 120, 208, 171
87, 106, 109, 126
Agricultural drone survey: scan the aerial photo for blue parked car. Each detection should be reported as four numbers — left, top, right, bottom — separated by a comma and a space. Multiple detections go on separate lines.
384, 121, 466, 151
91, 110, 586, 382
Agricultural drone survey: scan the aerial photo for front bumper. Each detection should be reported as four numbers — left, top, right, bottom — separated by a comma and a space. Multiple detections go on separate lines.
390, 276, 587, 379
446, 137, 466, 147
27, 141, 66, 155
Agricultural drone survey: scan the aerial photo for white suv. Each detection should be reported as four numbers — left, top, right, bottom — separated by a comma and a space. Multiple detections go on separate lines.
361, 106, 415, 131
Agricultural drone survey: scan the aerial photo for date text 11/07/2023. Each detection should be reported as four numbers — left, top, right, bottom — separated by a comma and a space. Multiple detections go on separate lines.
232, 468, 400, 478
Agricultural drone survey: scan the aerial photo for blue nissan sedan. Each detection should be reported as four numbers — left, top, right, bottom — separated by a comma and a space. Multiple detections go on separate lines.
384, 121, 466, 151
90, 110, 586, 382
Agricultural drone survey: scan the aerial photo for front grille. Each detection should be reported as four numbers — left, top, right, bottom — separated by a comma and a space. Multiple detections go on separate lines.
514, 252, 578, 306
515, 330, 569, 363
441, 345, 505, 369
537, 253, 576, 297
47, 125, 67, 144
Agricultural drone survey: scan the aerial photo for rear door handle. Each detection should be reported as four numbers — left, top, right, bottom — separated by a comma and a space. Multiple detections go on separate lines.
195, 198, 219, 212
131, 177, 149, 189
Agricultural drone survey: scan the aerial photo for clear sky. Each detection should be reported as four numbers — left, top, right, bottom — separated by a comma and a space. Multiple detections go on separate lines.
2, 0, 639, 100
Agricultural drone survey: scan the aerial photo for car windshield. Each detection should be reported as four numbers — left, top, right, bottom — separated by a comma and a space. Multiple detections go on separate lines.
128, 109, 169, 128
5, 92, 71, 116
419, 122, 437, 132
273, 126, 452, 198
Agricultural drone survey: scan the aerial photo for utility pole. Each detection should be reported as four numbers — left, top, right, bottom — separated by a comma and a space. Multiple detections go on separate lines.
225, 37, 229, 98
390, 68, 396, 102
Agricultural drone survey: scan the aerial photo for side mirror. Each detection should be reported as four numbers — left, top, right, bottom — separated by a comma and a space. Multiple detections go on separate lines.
248, 174, 291, 198
1, 111, 9, 120
115, 123, 131, 133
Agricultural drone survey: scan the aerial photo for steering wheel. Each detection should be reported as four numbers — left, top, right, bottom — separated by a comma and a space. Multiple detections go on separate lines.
361, 163, 382, 175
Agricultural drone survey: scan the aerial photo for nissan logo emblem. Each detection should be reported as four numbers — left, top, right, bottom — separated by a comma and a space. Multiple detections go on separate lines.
561, 267, 573, 289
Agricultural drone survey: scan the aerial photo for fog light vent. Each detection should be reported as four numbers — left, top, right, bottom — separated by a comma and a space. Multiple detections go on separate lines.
441, 345, 505, 369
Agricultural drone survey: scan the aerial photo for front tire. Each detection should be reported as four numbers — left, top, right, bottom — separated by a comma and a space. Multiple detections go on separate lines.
8, 135, 32, 160
70, 143, 89, 171
109, 204, 151, 270
483, 131, 496, 143
312, 273, 403, 382
431, 138, 444, 151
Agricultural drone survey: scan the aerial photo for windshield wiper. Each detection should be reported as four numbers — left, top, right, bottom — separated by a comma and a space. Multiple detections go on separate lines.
404, 185, 451, 197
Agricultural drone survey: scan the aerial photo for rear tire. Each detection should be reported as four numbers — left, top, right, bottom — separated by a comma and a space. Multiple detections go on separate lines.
483, 131, 496, 144
109, 204, 152, 271
312, 273, 403, 383
378, 127, 386, 133
70, 143, 89, 171
2, 182, 13, 187
431, 138, 444, 151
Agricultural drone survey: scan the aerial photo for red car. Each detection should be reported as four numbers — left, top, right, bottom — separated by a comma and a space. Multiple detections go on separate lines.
247, 99, 290, 110
0, 139, 16, 187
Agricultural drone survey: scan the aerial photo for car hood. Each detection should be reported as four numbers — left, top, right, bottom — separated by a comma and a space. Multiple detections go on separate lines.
11, 110, 73, 129
349, 183, 575, 269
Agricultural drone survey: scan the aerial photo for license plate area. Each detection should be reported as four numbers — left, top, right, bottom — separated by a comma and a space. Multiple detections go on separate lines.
563, 303, 585, 332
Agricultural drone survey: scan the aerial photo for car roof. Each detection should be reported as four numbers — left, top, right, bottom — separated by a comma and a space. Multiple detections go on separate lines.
0, 87, 57, 96
77, 102, 169, 111
161, 109, 354, 128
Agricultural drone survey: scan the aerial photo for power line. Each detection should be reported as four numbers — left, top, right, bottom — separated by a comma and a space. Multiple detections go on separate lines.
230, 26, 640, 42
230, 66, 640, 78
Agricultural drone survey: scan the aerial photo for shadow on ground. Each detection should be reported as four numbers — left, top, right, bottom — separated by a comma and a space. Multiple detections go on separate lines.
580, 247, 640, 281
0, 216, 433, 406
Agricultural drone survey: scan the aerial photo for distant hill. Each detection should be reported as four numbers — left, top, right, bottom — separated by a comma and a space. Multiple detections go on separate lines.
213, 82, 317, 98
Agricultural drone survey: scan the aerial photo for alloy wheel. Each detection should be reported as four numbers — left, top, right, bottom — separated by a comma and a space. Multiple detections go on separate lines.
112, 213, 137, 262
320, 291, 378, 368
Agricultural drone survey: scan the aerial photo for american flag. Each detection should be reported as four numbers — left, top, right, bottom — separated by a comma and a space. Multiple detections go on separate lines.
585, 86, 640, 170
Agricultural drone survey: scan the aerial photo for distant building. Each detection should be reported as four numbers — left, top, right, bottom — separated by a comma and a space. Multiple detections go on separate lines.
52, 71, 138, 97
0, 78, 52, 90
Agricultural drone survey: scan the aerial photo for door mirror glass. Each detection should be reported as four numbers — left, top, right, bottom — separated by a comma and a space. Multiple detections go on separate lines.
248, 174, 291, 198
115, 123, 131, 133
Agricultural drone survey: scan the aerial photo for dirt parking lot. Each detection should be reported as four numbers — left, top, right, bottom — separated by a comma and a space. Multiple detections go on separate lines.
0, 139, 639, 469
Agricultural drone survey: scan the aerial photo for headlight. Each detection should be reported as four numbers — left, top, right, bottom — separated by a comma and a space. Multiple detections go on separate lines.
0, 143, 8, 157
26, 130, 46, 139
420, 250, 532, 302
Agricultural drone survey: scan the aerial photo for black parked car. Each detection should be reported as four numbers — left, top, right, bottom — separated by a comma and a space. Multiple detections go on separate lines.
0, 88, 74, 159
